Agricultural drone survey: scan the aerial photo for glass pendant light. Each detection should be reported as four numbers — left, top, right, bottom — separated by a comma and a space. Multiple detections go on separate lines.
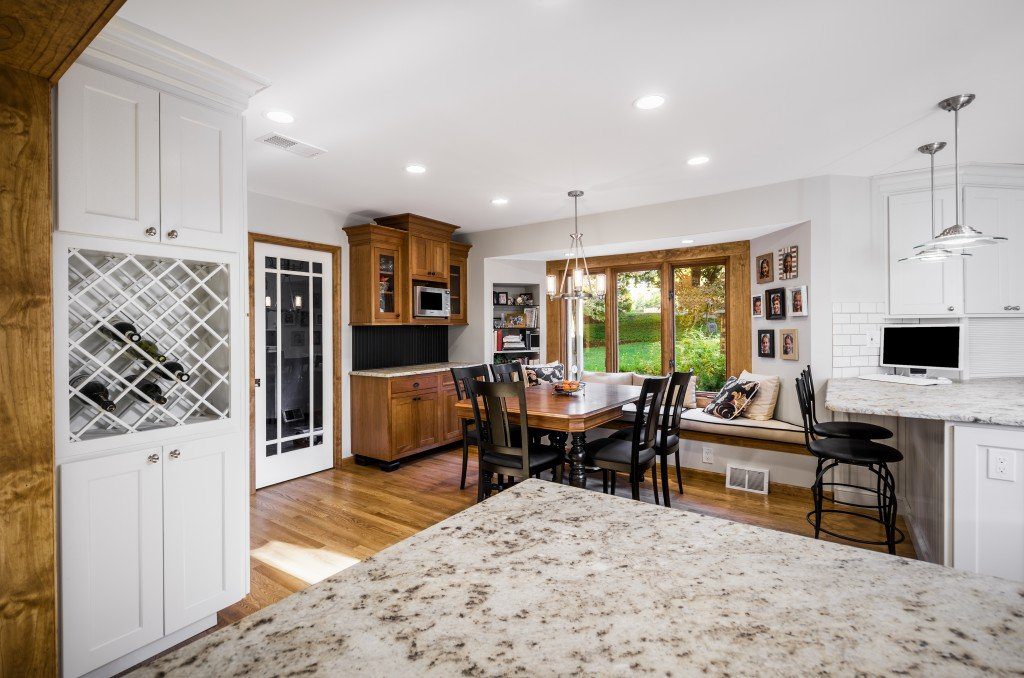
914, 94, 1006, 252
899, 142, 967, 263
546, 190, 607, 300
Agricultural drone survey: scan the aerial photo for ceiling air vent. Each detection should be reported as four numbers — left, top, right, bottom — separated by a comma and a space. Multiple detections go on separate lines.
726, 464, 769, 494
256, 132, 326, 158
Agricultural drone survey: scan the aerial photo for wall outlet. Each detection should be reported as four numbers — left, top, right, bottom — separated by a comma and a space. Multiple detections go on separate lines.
866, 329, 880, 347
701, 446, 714, 464
988, 448, 1015, 481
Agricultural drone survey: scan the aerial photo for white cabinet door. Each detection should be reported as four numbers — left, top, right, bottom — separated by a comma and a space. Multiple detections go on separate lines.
60, 448, 164, 677
57, 64, 161, 242
888, 188, 964, 316
163, 433, 245, 633
953, 425, 1024, 582
159, 94, 243, 251
964, 186, 1024, 315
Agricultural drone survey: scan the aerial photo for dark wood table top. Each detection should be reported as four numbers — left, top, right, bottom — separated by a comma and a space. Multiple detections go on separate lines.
454, 382, 642, 433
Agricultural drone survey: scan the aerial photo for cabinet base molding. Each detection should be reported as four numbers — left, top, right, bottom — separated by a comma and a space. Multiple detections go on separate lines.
77, 614, 215, 678
378, 459, 402, 472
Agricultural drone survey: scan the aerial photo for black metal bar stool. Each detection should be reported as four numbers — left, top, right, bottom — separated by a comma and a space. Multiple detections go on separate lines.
801, 366, 893, 440
796, 375, 905, 554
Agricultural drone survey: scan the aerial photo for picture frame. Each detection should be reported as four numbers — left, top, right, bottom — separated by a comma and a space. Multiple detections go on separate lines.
757, 329, 775, 358
756, 253, 774, 284
282, 310, 295, 325
751, 294, 764, 318
503, 311, 525, 327
765, 287, 787, 320
780, 329, 799, 361
496, 291, 509, 305
778, 245, 799, 280
290, 330, 306, 347
788, 285, 808, 316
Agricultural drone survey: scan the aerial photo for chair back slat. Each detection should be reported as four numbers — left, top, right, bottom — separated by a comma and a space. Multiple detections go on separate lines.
490, 362, 522, 384
470, 380, 531, 472
794, 375, 815, 448
801, 365, 820, 425
450, 364, 491, 401
660, 370, 693, 441
632, 376, 668, 464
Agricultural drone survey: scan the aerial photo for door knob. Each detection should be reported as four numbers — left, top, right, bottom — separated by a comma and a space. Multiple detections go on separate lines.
167, 229, 179, 239
145, 226, 158, 237
147, 453, 159, 464
169, 450, 181, 459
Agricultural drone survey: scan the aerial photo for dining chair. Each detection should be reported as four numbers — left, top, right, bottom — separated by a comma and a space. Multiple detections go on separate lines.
801, 365, 893, 440
490, 362, 522, 383
584, 375, 669, 502
468, 379, 564, 503
450, 364, 492, 490
609, 370, 692, 507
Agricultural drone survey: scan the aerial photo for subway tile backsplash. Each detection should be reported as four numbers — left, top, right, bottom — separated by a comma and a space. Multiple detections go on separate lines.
831, 301, 885, 378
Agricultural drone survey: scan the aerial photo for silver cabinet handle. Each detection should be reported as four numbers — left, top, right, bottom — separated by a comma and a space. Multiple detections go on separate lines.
1005, 305, 1012, 311
169, 449, 181, 459
147, 453, 159, 464
947, 306, 955, 312
145, 226, 158, 237
1015, 306, 1021, 312
167, 229, 179, 239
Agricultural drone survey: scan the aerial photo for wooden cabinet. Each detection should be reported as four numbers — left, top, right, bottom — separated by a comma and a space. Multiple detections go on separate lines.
449, 242, 470, 325
58, 64, 243, 252
409, 234, 449, 281
351, 371, 461, 469
964, 186, 1024, 315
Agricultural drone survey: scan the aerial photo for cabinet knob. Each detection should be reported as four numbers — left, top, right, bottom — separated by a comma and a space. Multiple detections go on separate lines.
169, 449, 181, 459
1014, 306, 1021, 312
147, 453, 159, 464
947, 306, 955, 312
167, 229, 179, 239
412, 382, 420, 389
145, 226, 158, 237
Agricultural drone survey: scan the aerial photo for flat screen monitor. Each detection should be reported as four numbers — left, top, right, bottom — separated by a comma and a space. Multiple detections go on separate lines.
880, 324, 961, 370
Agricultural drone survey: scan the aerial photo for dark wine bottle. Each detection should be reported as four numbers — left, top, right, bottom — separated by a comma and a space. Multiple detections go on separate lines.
132, 339, 166, 363
127, 376, 168, 405
99, 321, 142, 343
156, 361, 190, 383
69, 374, 116, 412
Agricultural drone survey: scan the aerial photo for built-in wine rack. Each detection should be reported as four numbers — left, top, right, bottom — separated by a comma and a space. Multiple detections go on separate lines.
65, 247, 231, 442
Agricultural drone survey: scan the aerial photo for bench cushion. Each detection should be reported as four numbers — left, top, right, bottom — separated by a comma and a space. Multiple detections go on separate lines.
678, 409, 805, 445
584, 370, 634, 386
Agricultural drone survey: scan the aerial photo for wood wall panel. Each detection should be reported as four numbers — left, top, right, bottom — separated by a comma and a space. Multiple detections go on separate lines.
0, 65, 56, 678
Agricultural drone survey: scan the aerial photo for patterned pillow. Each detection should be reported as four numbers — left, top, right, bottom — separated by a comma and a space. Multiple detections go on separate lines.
703, 377, 760, 420
524, 363, 564, 387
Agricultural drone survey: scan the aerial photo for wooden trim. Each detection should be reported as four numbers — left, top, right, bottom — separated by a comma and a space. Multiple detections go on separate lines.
248, 233, 344, 494
677, 430, 810, 456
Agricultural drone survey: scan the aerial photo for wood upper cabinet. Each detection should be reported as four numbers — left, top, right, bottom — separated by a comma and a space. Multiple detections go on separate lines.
343, 224, 407, 324
449, 241, 471, 325
409, 235, 449, 281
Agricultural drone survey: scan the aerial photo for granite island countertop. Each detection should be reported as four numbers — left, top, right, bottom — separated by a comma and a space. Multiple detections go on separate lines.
349, 361, 478, 378
132, 480, 1024, 677
827, 377, 1024, 427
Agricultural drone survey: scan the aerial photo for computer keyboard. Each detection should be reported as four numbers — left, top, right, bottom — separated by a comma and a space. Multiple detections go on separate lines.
857, 373, 952, 386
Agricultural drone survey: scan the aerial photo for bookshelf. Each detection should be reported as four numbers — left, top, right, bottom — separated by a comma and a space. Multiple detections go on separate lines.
492, 283, 542, 365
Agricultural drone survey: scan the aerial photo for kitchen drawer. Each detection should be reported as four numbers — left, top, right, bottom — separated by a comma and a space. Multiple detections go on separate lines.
390, 373, 439, 394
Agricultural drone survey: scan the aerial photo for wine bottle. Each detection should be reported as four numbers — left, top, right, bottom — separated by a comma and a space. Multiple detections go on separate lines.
69, 374, 116, 412
155, 361, 191, 383
127, 376, 168, 405
99, 321, 142, 344
132, 339, 167, 363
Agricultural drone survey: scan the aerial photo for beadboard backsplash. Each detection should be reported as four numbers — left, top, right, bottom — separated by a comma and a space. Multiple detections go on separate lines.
352, 325, 449, 370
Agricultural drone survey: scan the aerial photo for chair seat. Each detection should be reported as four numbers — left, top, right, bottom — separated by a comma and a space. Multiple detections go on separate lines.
609, 428, 678, 451
813, 420, 893, 440
482, 445, 561, 471
584, 437, 656, 467
808, 437, 904, 465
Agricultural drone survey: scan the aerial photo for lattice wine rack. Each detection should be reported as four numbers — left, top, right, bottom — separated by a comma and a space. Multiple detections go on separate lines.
65, 247, 231, 442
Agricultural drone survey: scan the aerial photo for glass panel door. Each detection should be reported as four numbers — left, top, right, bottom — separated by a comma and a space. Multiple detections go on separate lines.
255, 243, 334, 488
615, 269, 662, 374
673, 264, 727, 390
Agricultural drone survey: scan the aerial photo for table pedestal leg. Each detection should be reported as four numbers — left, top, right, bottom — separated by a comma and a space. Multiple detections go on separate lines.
569, 432, 587, 488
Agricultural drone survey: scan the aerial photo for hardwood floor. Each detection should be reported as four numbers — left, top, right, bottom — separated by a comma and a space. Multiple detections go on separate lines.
217, 444, 916, 630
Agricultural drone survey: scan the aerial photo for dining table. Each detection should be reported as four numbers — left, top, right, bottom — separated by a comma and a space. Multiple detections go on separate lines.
453, 381, 644, 487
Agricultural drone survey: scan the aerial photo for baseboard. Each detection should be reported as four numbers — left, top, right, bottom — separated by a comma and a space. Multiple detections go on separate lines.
671, 464, 817, 500
81, 614, 216, 678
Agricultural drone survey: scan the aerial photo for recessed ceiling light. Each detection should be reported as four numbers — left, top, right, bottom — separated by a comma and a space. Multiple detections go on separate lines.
687, 155, 710, 166
633, 94, 665, 110
681, 239, 694, 244
491, 197, 509, 205
564, 252, 572, 257
264, 110, 295, 124
405, 164, 426, 174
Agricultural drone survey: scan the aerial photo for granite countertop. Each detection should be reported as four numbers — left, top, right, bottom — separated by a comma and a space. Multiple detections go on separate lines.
133, 480, 1024, 677
349, 362, 478, 378
827, 377, 1024, 427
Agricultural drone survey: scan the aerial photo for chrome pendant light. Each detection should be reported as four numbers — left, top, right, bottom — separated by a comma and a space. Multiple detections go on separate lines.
914, 94, 1007, 251
899, 142, 968, 263
546, 190, 606, 300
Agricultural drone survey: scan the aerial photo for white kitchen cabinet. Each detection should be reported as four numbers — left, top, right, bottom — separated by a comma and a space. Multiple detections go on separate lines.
953, 424, 1024, 582
887, 188, 964, 316
163, 433, 245, 633
60, 448, 165, 677
57, 64, 161, 243
963, 186, 1024, 315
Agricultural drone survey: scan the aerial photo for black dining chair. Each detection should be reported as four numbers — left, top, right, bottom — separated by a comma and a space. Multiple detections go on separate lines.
609, 370, 692, 507
796, 375, 904, 554
490, 362, 522, 383
468, 379, 564, 503
801, 366, 893, 440
450, 364, 492, 490
585, 375, 669, 502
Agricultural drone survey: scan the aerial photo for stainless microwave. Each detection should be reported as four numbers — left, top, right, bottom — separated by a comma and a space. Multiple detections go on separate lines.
414, 285, 450, 318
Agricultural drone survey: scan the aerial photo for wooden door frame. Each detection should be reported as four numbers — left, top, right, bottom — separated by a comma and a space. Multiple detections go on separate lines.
248, 233, 343, 494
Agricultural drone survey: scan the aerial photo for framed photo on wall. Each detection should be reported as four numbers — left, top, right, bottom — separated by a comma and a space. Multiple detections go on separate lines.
780, 329, 799, 360
765, 287, 786, 320
756, 253, 774, 284
752, 294, 764, 318
788, 285, 808, 316
757, 329, 775, 358
778, 245, 799, 280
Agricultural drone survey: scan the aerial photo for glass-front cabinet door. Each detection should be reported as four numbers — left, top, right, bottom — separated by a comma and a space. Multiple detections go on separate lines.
373, 245, 402, 323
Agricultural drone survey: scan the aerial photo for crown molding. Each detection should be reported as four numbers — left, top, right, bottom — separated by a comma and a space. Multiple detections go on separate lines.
77, 17, 269, 112
872, 162, 1024, 196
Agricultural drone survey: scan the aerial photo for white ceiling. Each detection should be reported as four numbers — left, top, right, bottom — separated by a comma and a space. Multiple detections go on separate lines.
117, 0, 1024, 233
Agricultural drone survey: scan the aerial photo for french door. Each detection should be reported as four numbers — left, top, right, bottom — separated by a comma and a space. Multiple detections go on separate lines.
255, 243, 334, 488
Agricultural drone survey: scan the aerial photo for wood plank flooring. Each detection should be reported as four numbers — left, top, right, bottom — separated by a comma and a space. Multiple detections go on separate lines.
217, 444, 916, 630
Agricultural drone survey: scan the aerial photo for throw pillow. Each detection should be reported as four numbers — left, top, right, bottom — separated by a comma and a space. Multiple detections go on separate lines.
703, 377, 760, 420
583, 371, 634, 385
682, 376, 697, 408
524, 363, 564, 387
738, 370, 780, 421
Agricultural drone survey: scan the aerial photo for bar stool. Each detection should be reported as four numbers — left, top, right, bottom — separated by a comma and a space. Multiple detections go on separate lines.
796, 375, 905, 554
801, 366, 893, 440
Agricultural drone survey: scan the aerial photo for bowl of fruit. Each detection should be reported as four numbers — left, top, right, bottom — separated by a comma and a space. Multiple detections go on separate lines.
554, 379, 585, 396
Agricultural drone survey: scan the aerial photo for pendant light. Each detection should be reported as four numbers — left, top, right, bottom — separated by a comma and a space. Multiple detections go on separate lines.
899, 142, 966, 263
546, 191, 606, 300
914, 94, 1007, 251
